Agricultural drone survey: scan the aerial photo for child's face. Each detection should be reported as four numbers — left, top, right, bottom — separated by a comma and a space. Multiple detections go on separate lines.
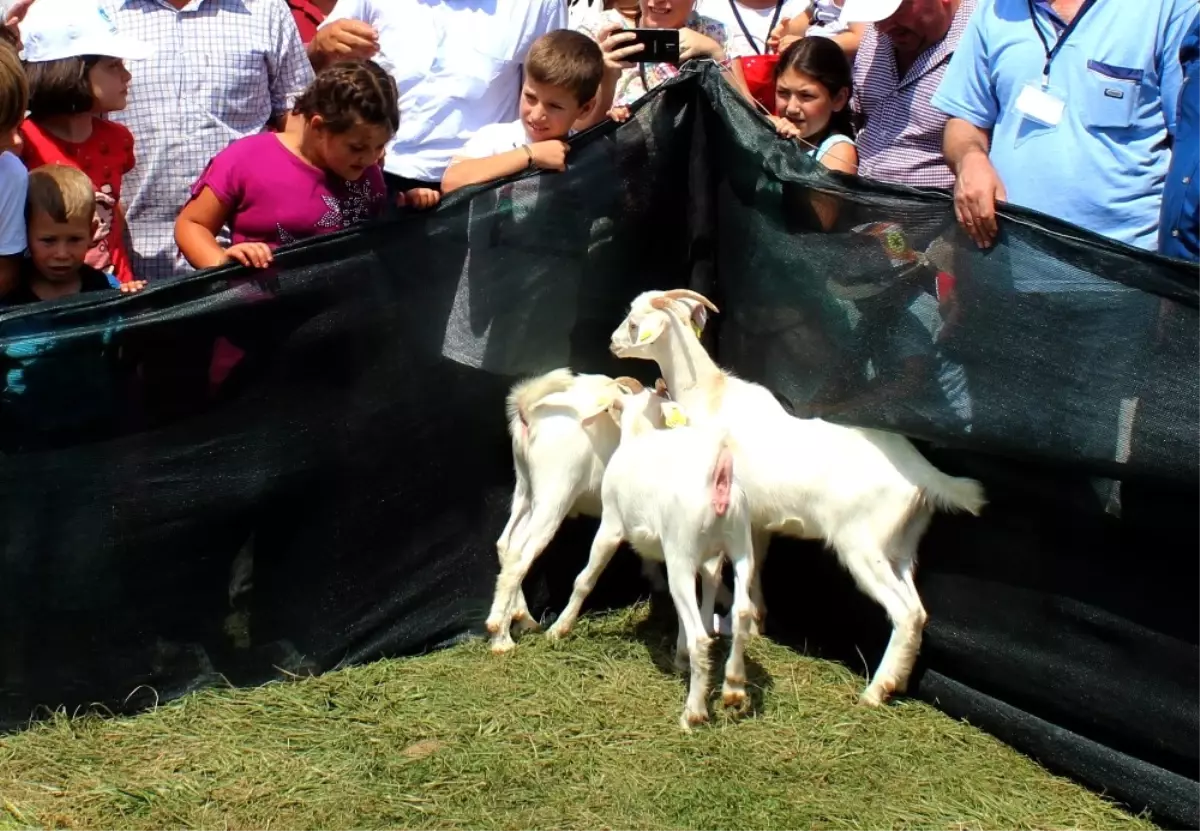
519, 78, 595, 142
89, 57, 132, 113
27, 210, 92, 282
312, 117, 392, 181
774, 68, 848, 140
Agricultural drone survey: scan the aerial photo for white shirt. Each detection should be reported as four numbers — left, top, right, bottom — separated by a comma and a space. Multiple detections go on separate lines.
458, 120, 531, 160
103, 0, 314, 281
695, 0, 811, 58
0, 152, 28, 257
321, 0, 566, 183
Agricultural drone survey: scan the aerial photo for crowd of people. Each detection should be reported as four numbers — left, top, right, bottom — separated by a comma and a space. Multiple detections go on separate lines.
0, 0, 1194, 314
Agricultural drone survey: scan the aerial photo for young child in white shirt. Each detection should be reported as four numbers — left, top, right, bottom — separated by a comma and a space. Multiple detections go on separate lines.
440, 29, 602, 194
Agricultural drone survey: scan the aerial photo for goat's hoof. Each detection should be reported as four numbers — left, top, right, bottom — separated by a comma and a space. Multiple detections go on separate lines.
545, 622, 570, 641
859, 678, 896, 707
489, 634, 516, 654
511, 612, 540, 634
721, 686, 747, 709
680, 709, 710, 730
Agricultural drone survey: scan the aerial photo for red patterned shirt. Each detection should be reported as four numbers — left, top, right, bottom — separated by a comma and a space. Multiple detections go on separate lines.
19, 117, 137, 283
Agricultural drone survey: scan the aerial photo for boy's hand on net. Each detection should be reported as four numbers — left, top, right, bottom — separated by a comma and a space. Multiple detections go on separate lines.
608, 105, 632, 123
119, 280, 147, 294
529, 140, 570, 171
226, 243, 274, 269
398, 187, 440, 210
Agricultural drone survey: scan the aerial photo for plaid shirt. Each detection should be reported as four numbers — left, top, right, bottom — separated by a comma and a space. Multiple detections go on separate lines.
103, 0, 314, 281
851, 0, 976, 189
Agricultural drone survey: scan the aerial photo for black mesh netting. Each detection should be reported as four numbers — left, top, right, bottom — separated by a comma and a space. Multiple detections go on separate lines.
0, 65, 1195, 828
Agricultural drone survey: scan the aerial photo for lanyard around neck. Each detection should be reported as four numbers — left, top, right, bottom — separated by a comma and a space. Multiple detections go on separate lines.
727, 0, 786, 55
1027, 0, 1098, 85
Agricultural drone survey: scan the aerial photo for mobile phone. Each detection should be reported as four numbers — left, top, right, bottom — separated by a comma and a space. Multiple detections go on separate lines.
628, 28, 680, 64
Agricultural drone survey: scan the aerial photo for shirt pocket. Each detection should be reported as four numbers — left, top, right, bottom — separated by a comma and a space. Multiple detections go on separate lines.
435, 44, 514, 105
196, 51, 271, 129
1081, 59, 1143, 130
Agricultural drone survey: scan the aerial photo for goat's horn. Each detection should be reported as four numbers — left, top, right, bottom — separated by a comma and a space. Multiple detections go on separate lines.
613, 375, 644, 393
661, 289, 720, 313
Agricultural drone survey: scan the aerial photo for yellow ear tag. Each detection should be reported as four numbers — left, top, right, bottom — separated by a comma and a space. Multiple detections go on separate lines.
690, 321, 703, 339
664, 407, 688, 429
638, 328, 654, 343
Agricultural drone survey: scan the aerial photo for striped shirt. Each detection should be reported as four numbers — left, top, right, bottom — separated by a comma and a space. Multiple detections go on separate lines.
102, 0, 314, 281
851, 0, 976, 189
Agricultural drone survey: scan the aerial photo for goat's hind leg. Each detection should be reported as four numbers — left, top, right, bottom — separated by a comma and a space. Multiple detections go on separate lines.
721, 536, 755, 710
495, 473, 538, 632
545, 515, 624, 640
666, 557, 713, 729
837, 533, 927, 706
486, 494, 573, 652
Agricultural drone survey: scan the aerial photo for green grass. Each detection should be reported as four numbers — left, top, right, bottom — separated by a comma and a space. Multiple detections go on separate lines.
0, 604, 1154, 830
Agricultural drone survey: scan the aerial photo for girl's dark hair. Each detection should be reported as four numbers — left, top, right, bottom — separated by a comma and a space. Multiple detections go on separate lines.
773, 37, 855, 140
24, 55, 101, 117
293, 59, 400, 135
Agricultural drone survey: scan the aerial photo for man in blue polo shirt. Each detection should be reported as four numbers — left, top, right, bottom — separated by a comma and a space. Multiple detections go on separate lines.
930, 0, 1197, 251
1160, 13, 1199, 261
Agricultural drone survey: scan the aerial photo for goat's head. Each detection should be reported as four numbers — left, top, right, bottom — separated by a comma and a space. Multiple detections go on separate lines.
609, 386, 689, 435
609, 289, 720, 360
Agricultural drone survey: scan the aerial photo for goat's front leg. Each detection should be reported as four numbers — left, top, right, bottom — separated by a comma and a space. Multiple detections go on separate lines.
545, 517, 624, 641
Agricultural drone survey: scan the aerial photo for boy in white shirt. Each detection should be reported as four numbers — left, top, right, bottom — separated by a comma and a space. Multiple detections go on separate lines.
441, 29, 603, 194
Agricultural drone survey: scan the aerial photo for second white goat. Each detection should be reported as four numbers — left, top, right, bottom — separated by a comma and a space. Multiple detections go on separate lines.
488, 369, 726, 652
546, 387, 756, 729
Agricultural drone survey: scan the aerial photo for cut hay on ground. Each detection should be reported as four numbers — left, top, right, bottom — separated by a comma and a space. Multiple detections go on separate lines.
0, 604, 1155, 830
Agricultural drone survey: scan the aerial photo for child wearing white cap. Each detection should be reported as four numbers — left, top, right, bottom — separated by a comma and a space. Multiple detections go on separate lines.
15, 0, 153, 285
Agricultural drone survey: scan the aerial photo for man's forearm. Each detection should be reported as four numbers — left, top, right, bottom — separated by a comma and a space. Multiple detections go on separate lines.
942, 117, 992, 173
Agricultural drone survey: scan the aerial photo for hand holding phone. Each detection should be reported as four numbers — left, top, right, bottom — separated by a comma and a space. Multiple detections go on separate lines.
627, 28, 680, 63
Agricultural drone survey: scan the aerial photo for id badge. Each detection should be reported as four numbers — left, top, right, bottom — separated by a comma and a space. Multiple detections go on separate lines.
1015, 81, 1066, 127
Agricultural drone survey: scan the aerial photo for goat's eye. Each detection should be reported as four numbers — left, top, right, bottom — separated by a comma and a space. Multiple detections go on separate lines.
628, 321, 637, 334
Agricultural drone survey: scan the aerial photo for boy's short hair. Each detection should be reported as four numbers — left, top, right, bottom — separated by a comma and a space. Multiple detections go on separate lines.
525, 30, 604, 105
26, 163, 95, 225
24, 56, 98, 117
0, 39, 28, 133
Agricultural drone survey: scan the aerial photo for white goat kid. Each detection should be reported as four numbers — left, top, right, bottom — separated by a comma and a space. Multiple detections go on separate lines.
546, 388, 756, 729
609, 288, 987, 706
488, 369, 724, 653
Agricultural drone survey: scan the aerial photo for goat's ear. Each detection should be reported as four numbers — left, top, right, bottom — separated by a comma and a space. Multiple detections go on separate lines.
661, 401, 688, 429
632, 313, 668, 346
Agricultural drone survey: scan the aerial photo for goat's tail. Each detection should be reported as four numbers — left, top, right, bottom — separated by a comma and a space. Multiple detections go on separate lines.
920, 468, 987, 517
506, 368, 576, 438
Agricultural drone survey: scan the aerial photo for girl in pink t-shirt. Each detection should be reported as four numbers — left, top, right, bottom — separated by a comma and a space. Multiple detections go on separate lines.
175, 60, 399, 271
